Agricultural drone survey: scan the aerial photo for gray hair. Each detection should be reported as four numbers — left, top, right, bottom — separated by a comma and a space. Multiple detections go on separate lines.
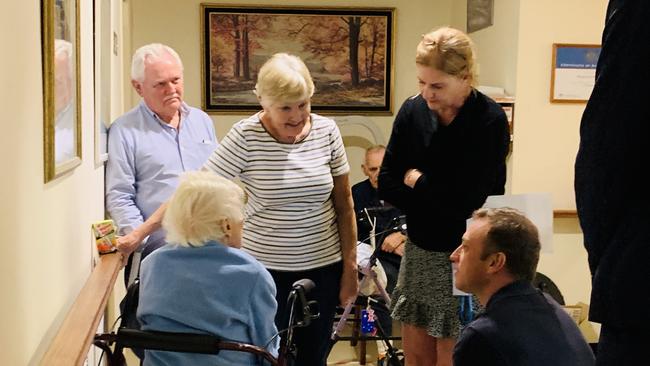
131, 43, 183, 82
162, 171, 245, 247
365, 145, 386, 155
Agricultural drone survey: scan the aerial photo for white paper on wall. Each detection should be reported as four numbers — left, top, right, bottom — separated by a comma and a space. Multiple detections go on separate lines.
482, 193, 554, 253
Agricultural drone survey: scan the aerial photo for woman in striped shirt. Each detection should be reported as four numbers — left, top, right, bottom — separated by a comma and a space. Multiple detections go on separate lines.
121, 53, 358, 365
204, 53, 358, 365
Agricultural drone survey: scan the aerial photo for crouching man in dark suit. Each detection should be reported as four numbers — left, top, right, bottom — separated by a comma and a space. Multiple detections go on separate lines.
450, 208, 594, 366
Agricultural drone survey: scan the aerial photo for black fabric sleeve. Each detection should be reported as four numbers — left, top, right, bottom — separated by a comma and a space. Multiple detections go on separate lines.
454, 328, 502, 366
378, 100, 414, 212
413, 110, 509, 220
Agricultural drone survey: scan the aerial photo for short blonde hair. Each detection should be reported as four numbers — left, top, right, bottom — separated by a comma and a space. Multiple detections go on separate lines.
416, 27, 477, 86
163, 171, 245, 247
254, 53, 315, 106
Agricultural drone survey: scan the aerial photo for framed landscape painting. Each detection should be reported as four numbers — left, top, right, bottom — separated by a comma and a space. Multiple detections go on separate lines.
201, 5, 395, 114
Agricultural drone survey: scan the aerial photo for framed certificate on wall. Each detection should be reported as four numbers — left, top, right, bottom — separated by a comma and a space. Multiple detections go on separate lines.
550, 43, 601, 103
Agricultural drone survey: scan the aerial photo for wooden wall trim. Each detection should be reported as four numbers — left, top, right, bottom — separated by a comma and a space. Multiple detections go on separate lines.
553, 209, 578, 218
41, 252, 122, 366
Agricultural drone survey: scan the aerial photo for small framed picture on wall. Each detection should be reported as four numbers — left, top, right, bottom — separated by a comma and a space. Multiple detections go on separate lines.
550, 43, 601, 103
467, 0, 494, 33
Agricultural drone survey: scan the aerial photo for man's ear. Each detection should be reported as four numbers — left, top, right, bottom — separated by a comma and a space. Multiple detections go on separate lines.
132, 80, 144, 97
487, 252, 506, 274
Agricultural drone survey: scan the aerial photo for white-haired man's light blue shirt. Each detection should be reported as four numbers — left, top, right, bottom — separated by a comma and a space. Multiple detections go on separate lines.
106, 101, 217, 253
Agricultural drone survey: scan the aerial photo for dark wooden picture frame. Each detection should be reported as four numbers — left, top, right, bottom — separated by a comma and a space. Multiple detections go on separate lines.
201, 4, 395, 115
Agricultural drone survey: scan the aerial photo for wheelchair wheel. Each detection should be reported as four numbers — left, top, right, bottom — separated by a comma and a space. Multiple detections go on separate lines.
533, 271, 565, 305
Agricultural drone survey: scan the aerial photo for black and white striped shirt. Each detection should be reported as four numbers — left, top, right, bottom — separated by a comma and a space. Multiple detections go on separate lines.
204, 113, 350, 271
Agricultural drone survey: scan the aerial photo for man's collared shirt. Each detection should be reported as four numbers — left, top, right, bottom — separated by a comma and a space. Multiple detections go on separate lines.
106, 101, 217, 245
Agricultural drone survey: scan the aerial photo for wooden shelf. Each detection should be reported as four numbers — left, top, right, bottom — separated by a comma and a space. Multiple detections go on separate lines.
553, 210, 578, 218
493, 96, 515, 104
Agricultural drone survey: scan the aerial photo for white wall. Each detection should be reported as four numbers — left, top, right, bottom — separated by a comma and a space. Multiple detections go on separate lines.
512, 1, 607, 337
538, 219, 591, 306
511, 0, 607, 210
0, 0, 117, 364
464, 0, 520, 96
450, 0, 520, 194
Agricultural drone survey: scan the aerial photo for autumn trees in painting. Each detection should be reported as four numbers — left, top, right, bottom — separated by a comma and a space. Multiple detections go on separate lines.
202, 6, 394, 113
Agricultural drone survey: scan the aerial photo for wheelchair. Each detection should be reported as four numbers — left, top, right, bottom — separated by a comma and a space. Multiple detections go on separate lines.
94, 279, 319, 366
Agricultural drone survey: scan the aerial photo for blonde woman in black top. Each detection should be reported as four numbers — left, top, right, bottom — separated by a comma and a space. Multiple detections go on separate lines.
378, 27, 509, 366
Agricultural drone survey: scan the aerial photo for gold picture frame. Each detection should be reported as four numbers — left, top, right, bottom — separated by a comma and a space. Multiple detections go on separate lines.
42, 0, 82, 183
550, 43, 601, 103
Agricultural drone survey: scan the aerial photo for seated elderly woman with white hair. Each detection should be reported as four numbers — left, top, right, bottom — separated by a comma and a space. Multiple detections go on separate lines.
136, 171, 279, 365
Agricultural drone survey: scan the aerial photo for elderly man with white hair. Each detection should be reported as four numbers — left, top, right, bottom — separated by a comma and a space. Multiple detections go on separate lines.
106, 43, 218, 282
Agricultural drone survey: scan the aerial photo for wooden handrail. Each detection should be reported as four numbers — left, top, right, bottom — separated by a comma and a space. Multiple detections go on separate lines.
41, 252, 123, 365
